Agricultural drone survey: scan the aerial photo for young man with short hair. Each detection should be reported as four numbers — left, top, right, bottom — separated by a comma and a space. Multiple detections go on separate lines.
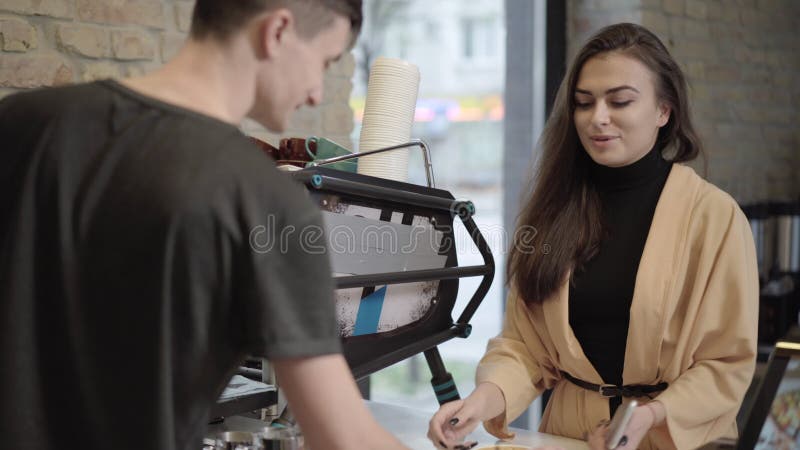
0, 1, 408, 449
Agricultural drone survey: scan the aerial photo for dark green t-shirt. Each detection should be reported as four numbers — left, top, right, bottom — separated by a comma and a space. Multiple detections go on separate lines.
0, 80, 340, 450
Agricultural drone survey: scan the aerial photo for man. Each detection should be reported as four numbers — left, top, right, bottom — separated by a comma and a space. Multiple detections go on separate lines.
0, 1, 408, 449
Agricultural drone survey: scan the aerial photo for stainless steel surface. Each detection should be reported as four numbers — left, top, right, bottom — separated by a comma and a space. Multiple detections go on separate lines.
261, 360, 279, 419
750, 214, 776, 281
309, 139, 437, 188
215, 431, 256, 450
207, 416, 268, 450
321, 211, 448, 275
776, 212, 800, 273
208, 415, 270, 436
257, 427, 301, 450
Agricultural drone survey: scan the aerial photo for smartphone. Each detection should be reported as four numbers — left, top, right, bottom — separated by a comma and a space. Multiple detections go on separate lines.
605, 399, 638, 450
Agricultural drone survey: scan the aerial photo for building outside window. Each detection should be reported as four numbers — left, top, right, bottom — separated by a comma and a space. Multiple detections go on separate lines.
462, 16, 498, 62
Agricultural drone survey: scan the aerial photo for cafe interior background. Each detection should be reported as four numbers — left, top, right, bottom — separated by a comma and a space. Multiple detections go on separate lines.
1, 0, 798, 431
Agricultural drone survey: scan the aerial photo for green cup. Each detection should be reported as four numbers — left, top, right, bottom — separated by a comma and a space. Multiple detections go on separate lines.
305, 136, 357, 172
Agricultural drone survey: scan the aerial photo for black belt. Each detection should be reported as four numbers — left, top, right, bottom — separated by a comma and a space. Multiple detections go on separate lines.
563, 372, 668, 399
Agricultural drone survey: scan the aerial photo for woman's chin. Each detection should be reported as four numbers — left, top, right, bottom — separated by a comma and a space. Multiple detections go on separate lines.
586, 149, 626, 168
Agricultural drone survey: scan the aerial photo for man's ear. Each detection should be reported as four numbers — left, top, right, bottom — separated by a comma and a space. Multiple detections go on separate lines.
257, 8, 293, 60
656, 103, 671, 128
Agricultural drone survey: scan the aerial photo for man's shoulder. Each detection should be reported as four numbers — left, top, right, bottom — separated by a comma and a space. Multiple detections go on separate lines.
152, 133, 312, 217
223, 148, 314, 215
2, 81, 110, 113
1, 82, 123, 137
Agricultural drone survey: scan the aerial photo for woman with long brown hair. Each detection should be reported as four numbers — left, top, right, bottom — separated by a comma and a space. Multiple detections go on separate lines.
428, 23, 758, 450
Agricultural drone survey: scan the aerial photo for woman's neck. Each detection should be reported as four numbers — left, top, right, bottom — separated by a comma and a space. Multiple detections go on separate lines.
588, 146, 668, 191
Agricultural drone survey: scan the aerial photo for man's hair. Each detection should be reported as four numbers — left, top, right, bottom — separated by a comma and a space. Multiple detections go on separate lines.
190, 0, 363, 46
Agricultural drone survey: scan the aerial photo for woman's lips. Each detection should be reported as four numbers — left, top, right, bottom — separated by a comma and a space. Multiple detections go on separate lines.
589, 135, 619, 148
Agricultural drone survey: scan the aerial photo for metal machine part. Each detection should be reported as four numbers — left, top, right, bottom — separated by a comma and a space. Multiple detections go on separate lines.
292, 166, 494, 401
775, 201, 800, 274
308, 139, 436, 189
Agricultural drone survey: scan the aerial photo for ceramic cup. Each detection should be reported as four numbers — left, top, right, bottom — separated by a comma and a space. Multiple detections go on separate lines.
304, 136, 357, 172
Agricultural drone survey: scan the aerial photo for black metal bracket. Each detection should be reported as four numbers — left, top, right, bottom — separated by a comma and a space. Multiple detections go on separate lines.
290, 168, 496, 405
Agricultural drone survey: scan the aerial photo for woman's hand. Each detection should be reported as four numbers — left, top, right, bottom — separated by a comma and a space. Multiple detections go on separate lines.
611, 405, 655, 449
427, 382, 505, 449
427, 398, 483, 449
588, 402, 664, 450
585, 421, 609, 450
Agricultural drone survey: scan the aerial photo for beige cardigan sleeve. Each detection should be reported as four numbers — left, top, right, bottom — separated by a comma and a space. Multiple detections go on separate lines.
650, 191, 759, 450
475, 290, 561, 439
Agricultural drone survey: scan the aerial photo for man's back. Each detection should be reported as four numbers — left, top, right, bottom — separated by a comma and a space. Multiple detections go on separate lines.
0, 81, 340, 450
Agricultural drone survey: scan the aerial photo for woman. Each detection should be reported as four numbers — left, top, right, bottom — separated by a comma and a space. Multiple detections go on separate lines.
428, 23, 758, 450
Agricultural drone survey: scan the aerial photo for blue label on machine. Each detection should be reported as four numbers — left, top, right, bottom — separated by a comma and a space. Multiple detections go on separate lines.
353, 286, 388, 336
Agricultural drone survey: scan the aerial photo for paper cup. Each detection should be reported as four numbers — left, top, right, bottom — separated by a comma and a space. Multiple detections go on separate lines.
357, 56, 420, 182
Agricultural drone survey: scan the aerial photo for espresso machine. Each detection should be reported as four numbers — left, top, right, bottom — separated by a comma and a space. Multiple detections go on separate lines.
206, 140, 495, 442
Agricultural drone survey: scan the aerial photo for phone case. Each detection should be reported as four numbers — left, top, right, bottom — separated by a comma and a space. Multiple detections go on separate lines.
606, 400, 638, 449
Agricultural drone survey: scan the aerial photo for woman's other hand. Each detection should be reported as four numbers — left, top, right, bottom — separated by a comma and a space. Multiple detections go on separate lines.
427, 382, 505, 449
586, 421, 609, 450
427, 398, 481, 449
601, 402, 665, 450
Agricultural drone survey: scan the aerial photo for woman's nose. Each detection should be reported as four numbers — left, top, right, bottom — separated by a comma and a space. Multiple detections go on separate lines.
591, 102, 610, 126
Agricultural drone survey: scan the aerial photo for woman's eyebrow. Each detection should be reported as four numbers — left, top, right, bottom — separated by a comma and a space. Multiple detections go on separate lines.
575, 85, 641, 95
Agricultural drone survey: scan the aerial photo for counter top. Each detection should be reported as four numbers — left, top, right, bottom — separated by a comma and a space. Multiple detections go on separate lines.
367, 400, 588, 450
206, 401, 588, 450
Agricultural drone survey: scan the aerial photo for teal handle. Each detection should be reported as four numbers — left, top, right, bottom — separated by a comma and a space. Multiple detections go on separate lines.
305, 136, 318, 159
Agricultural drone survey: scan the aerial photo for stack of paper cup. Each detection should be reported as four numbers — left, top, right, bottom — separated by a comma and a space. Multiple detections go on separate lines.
357, 57, 420, 182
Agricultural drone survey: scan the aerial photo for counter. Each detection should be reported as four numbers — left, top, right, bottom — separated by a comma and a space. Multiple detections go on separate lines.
207, 401, 588, 450
367, 401, 588, 450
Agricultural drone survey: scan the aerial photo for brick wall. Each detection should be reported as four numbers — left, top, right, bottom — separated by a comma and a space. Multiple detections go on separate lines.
0, 0, 356, 149
568, 0, 800, 203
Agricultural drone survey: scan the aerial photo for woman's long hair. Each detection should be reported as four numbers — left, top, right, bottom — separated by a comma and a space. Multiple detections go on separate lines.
507, 23, 703, 306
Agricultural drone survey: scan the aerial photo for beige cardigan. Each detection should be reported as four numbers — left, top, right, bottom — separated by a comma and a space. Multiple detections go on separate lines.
476, 164, 759, 450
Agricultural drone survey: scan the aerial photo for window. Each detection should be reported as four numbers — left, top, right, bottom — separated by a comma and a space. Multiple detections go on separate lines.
462, 17, 497, 62
351, 0, 506, 414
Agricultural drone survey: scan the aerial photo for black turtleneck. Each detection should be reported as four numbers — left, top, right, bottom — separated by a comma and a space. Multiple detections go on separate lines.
568, 147, 672, 415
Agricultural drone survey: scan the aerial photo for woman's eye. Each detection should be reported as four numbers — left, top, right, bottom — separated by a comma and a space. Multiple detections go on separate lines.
574, 101, 592, 108
610, 100, 633, 107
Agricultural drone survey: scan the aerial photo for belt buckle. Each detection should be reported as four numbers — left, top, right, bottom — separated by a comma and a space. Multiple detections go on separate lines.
598, 383, 618, 398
